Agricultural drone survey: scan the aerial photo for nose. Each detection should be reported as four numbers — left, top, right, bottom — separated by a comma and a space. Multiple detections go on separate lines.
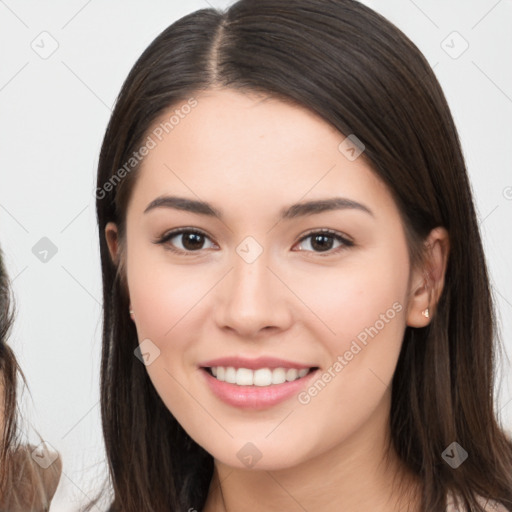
214, 248, 294, 339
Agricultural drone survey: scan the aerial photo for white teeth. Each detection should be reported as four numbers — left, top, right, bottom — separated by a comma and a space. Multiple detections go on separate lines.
253, 368, 272, 386
236, 368, 253, 385
225, 367, 237, 384
286, 368, 298, 381
209, 366, 312, 386
271, 367, 286, 384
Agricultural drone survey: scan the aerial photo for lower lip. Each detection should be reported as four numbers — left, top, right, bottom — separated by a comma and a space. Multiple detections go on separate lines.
200, 368, 319, 410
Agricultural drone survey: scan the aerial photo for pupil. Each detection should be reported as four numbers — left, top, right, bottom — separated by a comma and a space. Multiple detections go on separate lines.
312, 234, 332, 252
180, 233, 334, 252
183, 233, 204, 250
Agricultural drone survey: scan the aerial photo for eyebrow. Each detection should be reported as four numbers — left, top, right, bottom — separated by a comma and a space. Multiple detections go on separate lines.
144, 195, 374, 219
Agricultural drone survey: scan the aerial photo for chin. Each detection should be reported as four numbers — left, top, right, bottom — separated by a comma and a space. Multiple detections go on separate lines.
197, 436, 311, 472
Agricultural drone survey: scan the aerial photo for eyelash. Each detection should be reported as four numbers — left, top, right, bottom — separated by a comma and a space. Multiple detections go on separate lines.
154, 228, 354, 257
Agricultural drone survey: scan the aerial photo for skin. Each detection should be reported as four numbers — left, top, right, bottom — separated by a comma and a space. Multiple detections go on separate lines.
106, 88, 449, 512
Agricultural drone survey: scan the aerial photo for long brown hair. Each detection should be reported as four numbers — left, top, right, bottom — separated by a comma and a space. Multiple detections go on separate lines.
0, 248, 20, 498
95, 1, 512, 510
0, 249, 62, 510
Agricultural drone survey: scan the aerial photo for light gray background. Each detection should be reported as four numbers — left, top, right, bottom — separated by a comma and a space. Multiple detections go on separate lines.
0, 0, 511, 510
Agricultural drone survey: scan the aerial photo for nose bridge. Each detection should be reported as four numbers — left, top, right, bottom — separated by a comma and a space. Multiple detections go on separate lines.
215, 237, 291, 335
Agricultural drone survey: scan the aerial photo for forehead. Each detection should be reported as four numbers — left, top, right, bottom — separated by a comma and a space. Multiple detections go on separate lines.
131, 88, 395, 219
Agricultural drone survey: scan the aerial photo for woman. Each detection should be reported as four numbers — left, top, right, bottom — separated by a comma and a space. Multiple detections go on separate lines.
94, 0, 512, 510
0, 248, 62, 511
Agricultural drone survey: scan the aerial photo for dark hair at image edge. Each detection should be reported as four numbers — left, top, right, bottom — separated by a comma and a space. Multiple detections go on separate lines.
94, 0, 512, 510
0, 249, 19, 497
0, 250, 63, 509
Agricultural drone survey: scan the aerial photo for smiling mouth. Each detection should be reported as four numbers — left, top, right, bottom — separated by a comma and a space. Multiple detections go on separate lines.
202, 366, 319, 387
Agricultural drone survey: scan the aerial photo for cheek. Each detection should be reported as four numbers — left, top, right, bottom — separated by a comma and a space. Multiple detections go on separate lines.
283, 248, 409, 450
126, 250, 206, 413
125, 236, 207, 338
291, 247, 409, 354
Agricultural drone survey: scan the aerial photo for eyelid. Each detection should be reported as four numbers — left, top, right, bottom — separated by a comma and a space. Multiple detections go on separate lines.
296, 228, 353, 245
157, 227, 211, 242
154, 227, 354, 256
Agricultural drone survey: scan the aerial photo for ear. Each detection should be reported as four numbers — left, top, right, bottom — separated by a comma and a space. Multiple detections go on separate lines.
406, 226, 450, 328
105, 222, 119, 264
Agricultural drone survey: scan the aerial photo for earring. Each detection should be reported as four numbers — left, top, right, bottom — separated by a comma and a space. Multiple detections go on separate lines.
129, 307, 135, 319
421, 308, 430, 318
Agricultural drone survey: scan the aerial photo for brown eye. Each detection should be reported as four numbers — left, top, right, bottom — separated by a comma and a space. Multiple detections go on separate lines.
295, 230, 353, 255
179, 232, 206, 251
310, 233, 335, 251
156, 229, 216, 255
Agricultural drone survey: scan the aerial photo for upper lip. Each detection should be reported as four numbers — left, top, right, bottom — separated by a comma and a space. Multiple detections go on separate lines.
199, 356, 318, 371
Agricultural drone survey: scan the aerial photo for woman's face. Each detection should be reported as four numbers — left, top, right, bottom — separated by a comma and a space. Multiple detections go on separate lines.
108, 88, 433, 471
